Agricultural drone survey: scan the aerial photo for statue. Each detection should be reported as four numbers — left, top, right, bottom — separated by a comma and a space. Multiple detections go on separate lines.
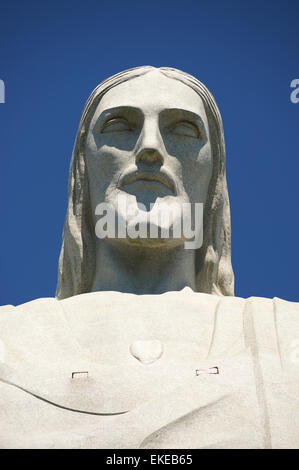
0, 66, 298, 449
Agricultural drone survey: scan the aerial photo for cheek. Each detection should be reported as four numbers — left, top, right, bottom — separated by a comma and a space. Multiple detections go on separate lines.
85, 136, 132, 211
86, 135, 131, 183
179, 143, 213, 203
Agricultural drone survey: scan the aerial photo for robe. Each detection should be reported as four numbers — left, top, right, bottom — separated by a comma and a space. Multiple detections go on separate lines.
0, 289, 299, 448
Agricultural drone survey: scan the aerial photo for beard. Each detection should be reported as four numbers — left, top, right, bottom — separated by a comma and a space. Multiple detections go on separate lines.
97, 189, 189, 248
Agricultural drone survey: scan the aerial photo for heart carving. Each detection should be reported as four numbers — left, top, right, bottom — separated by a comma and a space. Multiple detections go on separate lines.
129, 339, 163, 365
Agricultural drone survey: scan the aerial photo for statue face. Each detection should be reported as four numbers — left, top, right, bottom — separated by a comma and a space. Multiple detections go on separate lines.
85, 70, 213, 246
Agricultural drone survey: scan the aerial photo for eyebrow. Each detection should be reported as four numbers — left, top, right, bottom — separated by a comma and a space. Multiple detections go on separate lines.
96, 106, 141, 121
97, 106, 204, 121
159, 108, 205, 128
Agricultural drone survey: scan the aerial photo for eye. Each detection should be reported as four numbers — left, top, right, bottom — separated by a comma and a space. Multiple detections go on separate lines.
100, 117, 131, 133
171, 121, 200, 139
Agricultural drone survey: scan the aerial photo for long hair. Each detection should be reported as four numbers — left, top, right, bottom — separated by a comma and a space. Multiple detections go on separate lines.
56, 66, 234, 299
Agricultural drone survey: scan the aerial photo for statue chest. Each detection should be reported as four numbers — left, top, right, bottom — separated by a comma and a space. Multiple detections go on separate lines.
1, 291, 299, 448
1, 349, 298, 449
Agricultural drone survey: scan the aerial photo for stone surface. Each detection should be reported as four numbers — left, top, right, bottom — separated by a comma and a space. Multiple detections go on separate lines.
1, 291, 299, 448
129, 339, 164, 364
1, 67, 298, 448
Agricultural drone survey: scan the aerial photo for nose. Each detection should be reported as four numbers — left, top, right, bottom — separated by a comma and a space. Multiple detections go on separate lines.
135, 118, 165, 166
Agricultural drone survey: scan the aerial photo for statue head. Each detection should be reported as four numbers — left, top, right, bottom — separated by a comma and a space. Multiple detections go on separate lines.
56, 66, 234, 299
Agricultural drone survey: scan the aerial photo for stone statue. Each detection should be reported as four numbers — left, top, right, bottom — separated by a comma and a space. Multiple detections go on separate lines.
0, 67, 298, 449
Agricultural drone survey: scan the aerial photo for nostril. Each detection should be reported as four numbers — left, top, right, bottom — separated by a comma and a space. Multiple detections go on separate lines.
136, 148, 163, 165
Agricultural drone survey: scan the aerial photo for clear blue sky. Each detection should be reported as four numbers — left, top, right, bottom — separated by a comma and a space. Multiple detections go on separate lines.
1, 0, 298, 306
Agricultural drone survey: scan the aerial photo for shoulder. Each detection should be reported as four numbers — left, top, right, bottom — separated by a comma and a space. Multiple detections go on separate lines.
0, 297, 65, 370
0, 297, 61, 329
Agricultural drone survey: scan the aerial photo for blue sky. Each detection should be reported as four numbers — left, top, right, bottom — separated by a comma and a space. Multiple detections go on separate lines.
0, 0, 298, 306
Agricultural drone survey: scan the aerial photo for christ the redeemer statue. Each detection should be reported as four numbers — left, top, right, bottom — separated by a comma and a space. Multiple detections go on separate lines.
0, 67, 298, 449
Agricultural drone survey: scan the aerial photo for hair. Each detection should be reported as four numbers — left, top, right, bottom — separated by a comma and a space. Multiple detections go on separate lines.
56, 66, 234, 299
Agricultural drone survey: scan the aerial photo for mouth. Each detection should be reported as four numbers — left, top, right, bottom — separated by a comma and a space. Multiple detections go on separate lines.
120, 171, 176, 194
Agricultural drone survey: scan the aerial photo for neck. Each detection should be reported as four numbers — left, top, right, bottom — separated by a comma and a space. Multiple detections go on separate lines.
92, 239, 196, 295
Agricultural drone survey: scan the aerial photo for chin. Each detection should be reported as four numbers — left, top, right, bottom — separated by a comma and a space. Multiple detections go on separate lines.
104, 219, 186, 248
124, 236, 185, 248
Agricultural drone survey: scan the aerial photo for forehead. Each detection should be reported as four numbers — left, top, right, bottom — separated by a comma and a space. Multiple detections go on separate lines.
94, 70, 207, 120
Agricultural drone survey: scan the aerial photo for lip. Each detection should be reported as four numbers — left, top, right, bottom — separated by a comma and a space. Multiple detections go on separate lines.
120, 171, 176, 194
